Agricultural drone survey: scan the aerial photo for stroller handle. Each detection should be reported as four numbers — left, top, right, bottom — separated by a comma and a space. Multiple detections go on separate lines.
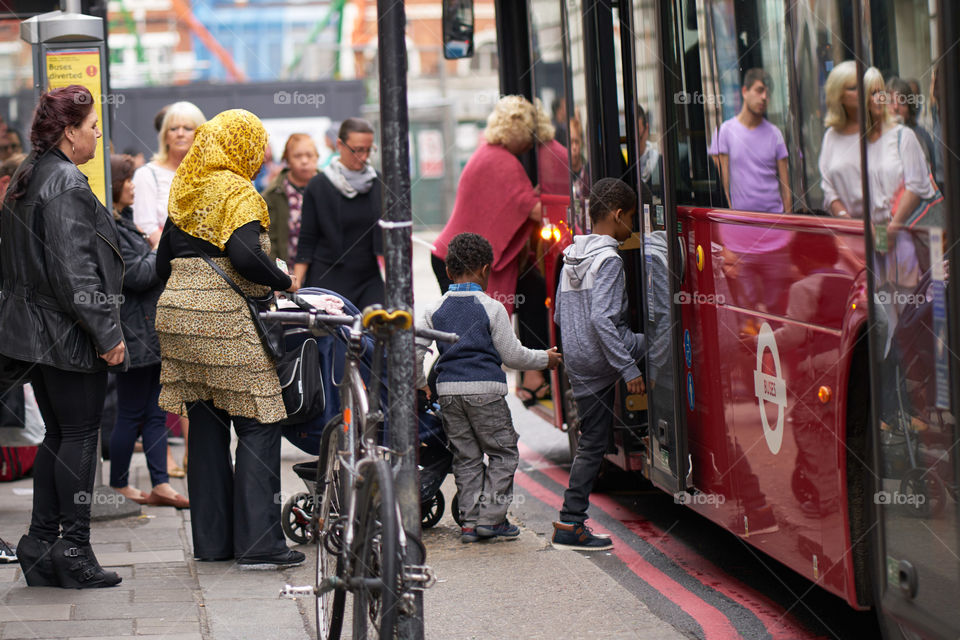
261, 309, 458, 344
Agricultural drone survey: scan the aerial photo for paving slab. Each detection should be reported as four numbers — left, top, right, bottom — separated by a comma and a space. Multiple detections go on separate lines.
73, 601, 198, 621
98, 550, 185, 566
1, 618, 133, 639
0, 604, 72, 621
134, 617, 202, 635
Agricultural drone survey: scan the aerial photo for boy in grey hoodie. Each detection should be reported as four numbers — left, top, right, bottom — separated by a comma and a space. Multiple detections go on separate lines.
552, 178, 645, 551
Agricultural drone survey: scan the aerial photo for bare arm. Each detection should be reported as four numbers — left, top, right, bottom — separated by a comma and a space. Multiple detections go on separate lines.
717, 154, 731, 208
777, 157, 792, 213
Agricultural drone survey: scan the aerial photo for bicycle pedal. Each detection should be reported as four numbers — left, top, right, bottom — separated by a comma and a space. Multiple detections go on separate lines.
279, 584, 314, 599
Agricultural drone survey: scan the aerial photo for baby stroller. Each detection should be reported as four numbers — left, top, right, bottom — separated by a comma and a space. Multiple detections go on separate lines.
278, 289, 459, 544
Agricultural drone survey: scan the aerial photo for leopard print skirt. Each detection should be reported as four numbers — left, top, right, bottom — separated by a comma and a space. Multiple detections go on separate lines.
155, 255, 286, 424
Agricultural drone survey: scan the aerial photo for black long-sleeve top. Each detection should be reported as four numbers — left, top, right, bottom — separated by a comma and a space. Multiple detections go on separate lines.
156, 218, 292, 291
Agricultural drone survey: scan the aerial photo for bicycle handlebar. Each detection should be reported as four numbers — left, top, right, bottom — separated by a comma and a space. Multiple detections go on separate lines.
261, 310, 459, 343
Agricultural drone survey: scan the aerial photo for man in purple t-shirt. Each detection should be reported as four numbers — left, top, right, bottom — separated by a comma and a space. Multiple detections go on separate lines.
709, 68, 793, 312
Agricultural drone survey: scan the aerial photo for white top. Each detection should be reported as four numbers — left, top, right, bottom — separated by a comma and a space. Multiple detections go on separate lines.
131, 162, 176, 236
819, 128, 862, 217
819, 124, 934, 222
866, 124, 934, 223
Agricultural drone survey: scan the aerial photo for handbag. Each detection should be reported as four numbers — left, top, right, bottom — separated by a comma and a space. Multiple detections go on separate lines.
187, 242, 285, 361
189, 245, 324, 425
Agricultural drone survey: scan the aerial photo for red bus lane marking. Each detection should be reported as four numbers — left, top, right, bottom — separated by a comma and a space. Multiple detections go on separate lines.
517, 442, 816, 640
513, 471, 740, 640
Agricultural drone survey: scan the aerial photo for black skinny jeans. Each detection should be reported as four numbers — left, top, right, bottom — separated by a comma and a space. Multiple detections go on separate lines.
186, 400, 286, 560
29, 365, 108, 545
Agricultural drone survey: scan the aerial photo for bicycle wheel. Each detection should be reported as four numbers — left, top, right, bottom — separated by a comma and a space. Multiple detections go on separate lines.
316, 417, 346, 640
351, 458, 400, 640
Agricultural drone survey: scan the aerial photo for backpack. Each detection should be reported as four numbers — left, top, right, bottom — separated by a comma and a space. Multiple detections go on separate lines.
0, 446, 38, 482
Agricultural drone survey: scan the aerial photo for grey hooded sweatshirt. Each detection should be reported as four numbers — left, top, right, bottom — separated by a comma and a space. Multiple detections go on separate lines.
555, 234, 646, 398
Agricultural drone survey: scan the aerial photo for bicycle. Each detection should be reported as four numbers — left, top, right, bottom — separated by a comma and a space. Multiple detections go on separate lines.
272, 302, 457, 639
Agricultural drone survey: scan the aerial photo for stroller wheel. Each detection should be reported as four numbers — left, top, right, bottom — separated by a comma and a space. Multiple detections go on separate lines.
421, 490, 445, 529
281, 491, 315, 545
451, 492, 464, 527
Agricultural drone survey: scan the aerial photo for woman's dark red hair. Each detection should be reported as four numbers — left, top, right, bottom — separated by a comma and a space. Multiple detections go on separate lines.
5, 85, 95, 202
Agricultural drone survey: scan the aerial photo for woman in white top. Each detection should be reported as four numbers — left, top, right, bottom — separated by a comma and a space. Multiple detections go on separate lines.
819, 61, 866, 219
132, 102, 206, 248
819, 63, 935, 226
131, 101, 205, 477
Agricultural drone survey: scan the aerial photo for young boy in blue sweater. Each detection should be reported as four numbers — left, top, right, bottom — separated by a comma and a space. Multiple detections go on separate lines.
552, 178, 645, 551
416, 233, 562, 543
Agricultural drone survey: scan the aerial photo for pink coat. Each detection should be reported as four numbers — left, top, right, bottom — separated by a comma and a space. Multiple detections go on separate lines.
434, 143, 539, 315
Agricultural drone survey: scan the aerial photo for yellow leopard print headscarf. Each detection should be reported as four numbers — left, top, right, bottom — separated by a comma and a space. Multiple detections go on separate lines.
167, 109, 270, 249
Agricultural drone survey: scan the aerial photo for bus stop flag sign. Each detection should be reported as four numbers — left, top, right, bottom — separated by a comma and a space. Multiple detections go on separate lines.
45, 48, 107, 206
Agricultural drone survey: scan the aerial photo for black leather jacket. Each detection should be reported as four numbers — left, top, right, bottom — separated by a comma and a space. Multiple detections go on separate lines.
0, 149, 127, 372
115, 210, 162, 368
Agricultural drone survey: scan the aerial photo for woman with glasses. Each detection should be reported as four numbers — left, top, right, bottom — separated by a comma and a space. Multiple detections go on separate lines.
293, 117, 385, 310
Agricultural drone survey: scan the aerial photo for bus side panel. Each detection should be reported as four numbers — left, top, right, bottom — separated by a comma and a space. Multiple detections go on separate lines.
679, 208, 866, 603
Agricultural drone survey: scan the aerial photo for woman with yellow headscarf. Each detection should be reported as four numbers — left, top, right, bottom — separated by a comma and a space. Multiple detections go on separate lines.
154, 109, 304, 569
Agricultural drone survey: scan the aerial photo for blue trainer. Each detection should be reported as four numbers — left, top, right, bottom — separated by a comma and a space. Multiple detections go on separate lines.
551, 521, 613, 551
476, 519, 520, 539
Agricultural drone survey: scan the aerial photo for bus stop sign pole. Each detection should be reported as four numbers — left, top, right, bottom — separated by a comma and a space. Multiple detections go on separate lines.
377, 0, 424, 637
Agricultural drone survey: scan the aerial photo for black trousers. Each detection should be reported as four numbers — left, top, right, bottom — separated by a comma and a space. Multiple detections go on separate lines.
432, 253, 452, 294
560, 384, 619, 524
186, 400, 286, 560
29, 365, 108, 545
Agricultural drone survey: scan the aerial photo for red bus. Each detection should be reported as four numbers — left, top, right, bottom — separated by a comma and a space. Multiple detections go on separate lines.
446, 0, 960, 637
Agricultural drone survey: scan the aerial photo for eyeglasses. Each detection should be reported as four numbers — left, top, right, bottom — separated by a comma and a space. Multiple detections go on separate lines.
340, 140, 377, 157
0, 143, 21, 153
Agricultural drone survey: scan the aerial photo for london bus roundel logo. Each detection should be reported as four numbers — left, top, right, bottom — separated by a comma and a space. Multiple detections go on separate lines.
754, 322, 787, 454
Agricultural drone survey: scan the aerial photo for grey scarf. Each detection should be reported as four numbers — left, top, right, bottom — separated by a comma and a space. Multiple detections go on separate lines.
322, 158, 376, 198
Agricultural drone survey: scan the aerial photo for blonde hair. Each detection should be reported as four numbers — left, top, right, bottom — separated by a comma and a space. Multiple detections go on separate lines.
153, 101, 207, 165
824, 62, 891, 132
824, 61, 857, 130
863, 66, 891, 132
484, 95, 536, 150
533, 98, 556, 145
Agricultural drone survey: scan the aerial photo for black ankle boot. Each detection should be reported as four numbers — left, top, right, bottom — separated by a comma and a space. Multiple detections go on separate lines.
17, 535, 58, 587
50, 540, 121, 589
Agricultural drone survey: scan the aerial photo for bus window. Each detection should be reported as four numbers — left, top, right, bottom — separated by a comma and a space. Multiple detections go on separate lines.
864, 1, 960, 632
565, 0, 593, 232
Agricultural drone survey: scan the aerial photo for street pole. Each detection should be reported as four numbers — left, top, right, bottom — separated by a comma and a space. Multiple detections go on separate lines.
376, 0, 423, 638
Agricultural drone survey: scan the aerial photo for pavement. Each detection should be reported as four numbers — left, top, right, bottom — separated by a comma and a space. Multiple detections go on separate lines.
0, 237, 687, 639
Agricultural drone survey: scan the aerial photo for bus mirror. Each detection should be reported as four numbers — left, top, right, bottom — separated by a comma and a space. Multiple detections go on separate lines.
443, 0, 474, 59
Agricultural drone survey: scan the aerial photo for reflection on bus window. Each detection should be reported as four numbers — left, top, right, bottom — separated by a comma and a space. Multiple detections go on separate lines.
707, 69, 791, 214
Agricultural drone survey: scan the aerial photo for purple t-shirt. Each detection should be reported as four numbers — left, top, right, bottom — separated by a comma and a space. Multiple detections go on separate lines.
709, 118, 790, 253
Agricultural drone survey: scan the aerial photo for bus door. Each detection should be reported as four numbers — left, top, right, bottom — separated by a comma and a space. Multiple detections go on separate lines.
862, 1, 960, 637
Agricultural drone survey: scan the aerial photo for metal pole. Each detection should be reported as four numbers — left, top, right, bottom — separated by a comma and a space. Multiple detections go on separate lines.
376, 0, 423, 637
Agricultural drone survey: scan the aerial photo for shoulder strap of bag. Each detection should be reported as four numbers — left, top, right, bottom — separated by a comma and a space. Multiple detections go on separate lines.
182, 232, 251, 302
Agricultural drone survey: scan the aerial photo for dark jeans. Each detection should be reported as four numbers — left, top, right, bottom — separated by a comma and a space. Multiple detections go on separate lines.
29, 365, 108, 545
560, 384, 618, 524
109, 364, 168, 488
186, 400, 286, 560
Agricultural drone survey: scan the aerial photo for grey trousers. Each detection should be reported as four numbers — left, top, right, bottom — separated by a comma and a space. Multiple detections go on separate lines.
438, 394, 519, 528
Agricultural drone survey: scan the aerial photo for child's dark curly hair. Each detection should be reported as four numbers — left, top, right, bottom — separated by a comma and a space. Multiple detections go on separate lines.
445, 232, 494, 279
589, 177, 637, 225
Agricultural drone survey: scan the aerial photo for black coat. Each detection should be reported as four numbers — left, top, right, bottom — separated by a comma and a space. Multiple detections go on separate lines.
0, 149, 126, 372
115, 210, 162, 368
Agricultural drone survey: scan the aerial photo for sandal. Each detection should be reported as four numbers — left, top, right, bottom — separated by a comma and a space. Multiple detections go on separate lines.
518, 382, 550, 408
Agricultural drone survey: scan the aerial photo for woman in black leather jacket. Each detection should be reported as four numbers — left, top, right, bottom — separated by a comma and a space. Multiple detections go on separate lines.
0, 86, 126, 589
107, 154, 189, 510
